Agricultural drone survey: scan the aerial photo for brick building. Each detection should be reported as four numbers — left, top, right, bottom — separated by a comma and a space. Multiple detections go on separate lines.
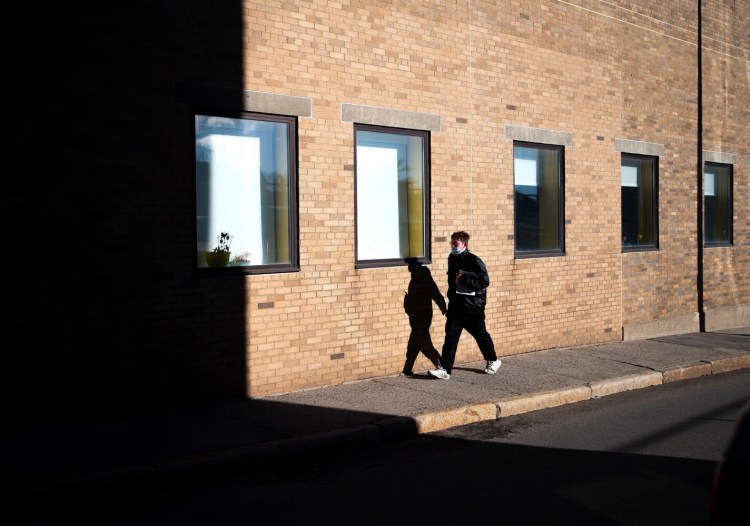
7, 1, 748, 422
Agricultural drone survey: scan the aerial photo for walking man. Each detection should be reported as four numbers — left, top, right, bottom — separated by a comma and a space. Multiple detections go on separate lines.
429, 231, 501, 380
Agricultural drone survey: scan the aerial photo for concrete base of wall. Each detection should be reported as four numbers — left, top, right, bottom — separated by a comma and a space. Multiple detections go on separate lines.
705, 303, 750, 331
623, 304, 750, 340
623, 312, 700, 341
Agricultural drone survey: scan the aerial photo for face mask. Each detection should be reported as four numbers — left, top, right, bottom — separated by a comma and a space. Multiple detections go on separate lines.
451, 246, 462, 255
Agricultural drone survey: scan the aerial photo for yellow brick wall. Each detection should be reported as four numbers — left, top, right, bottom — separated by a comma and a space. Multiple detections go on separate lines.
234, 0, 748, 397
702, 0, 750, 317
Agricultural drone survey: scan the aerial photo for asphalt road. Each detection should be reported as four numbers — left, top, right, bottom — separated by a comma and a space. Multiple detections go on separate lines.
23, 369, 750, 526
434, 366, 750, 461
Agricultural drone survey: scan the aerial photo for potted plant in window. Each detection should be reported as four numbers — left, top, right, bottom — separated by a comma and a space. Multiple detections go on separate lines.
231, 250, 252, 266
204, 231, 232, 267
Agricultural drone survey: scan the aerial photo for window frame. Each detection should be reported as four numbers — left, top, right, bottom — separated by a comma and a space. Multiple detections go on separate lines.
621, 152, 660, 253
704, 161, 733, 247
513, 141, 566, 258
353, 123, 431, 269
192, 108, 300, 275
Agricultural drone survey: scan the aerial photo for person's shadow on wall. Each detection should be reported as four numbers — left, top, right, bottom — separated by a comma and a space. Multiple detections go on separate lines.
402, 259, 446, 375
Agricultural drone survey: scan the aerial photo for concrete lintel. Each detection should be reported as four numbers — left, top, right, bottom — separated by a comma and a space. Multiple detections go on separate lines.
704, 150, 739, 165
341, 103, 441, 131
504, 124, 573, 146
614, 138, 665, 157
243, 90, 312, 117
174, 82, 312, 117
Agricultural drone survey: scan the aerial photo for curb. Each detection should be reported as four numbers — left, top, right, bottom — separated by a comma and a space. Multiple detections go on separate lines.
710, 354, 750, 374
408, 356, 750, 436
589, 371, 663, 398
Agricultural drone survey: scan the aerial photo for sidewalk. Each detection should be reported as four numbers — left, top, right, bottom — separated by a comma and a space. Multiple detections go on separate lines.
3, 327, 749, 502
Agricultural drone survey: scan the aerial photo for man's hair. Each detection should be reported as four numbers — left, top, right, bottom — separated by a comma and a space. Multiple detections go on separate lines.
451, 231, 470, 244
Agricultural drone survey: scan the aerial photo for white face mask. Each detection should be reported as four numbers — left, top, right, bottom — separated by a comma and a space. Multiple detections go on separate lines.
451, 246, 462, 255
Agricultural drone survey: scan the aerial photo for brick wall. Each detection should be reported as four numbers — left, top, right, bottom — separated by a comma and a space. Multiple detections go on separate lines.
7, 0, 748, 420
701, 0, 750, 328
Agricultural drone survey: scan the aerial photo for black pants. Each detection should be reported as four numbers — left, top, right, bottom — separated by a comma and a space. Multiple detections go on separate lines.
439, 308, 497, 373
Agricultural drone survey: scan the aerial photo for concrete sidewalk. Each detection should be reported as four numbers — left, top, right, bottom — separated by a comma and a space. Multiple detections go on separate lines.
3, 327, 749, 502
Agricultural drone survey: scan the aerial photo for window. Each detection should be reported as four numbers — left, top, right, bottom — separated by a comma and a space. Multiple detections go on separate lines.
513, 142, 565, 256
621, 154, 658, 250
705, 162, 732, 245
354, 124, 430, 267
194, 111, 298, 272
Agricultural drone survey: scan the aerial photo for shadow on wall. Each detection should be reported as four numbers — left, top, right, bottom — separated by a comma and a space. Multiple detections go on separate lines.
402, 259, 446, 375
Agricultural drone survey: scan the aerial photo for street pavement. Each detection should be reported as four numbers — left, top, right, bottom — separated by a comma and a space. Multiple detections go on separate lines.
3, 327, 749, 503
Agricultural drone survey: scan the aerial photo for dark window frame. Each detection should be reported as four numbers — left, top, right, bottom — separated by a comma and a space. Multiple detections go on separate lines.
513, 141, 566, 258
353, 123, 432, 269
621, 153, 660, 253
704, 161, 733, 247
192, 108, 300, 275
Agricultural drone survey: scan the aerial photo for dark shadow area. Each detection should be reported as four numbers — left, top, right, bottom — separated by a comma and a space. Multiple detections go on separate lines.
6, 2, 250, 427
1, 400, 412, 503
6, 402, 717, 526
238, 440, 715, 526
8, 368, 750, 520
402, 260, 446, 374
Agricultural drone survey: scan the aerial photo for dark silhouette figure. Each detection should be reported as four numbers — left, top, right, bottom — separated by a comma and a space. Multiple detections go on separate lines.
402, 260, 447, 375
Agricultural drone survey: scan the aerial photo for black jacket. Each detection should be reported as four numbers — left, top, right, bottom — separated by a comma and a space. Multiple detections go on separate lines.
446, 249, 490, 311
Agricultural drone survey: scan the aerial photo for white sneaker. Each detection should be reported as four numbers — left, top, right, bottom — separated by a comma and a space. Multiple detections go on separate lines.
485, 359, 502, 374
428, 367, 450, 380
